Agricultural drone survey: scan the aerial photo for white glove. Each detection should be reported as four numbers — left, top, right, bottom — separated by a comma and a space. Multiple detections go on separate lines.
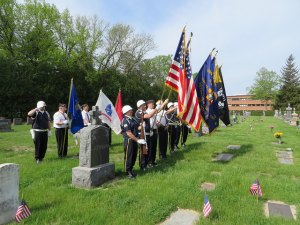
155, 105, 161, 110
137, 139, 146, 145
87, 123, 91, 126
48, 130, 52, 137
63, 120, 68, 125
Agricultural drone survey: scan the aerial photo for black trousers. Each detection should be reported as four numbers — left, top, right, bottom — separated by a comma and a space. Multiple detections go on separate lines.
182, 125, 189, 144
174, 125, 181, 147
124, 139, 138, 172
55, 128, 68, 157
168, 125, 177, 151
158, 126, 168, 158
148, 129, 158, 164
34, 131, 48, 160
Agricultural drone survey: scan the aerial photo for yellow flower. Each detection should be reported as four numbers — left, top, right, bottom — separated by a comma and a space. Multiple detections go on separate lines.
274, 132, 283, 138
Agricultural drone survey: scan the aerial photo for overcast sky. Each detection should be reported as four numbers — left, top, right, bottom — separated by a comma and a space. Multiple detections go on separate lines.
22, 0, 300, 95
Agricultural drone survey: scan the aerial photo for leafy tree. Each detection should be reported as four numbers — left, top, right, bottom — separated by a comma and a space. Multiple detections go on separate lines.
247, 67, 279, 109
274, 54, 300, 110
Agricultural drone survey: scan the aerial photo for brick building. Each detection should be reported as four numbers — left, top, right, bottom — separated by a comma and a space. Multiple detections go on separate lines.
227, 94, 272, 111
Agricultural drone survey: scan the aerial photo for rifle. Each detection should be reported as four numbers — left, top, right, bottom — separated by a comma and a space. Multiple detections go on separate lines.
140, 111, 148, 154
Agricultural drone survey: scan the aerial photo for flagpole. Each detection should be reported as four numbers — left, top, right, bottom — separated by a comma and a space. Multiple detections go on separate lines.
256, 178, 259, 203
62, 78, 73, 156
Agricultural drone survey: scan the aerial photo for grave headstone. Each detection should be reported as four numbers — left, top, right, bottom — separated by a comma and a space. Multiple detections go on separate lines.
0, 163, 19, 225
214, 153, 234, 162
200, 182, 216, 191
13, 118, 23, 125
0, 119, 12, 132
26, 116, 34, 125
290, 108, 298, 126
158, 209, 200, 225
276, 151, 293, 165
274, 110, 279, 117
90, 106, 102, 125
267, 202, 295, 220
285, 103, 292, 122
72, 124, 115, 188
226, 145, 241, 150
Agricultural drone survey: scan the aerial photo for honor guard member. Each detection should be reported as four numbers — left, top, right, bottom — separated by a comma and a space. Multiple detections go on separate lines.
121, 105, 146, 178
146, 99, 169, 166
173, 102, 181, 150
53, 103, 69, 158
156, 100, 168, 159
181, 123, 189, 148
28, 101, 51, 164
135, 100, 157, 170
166, 102, 179, 154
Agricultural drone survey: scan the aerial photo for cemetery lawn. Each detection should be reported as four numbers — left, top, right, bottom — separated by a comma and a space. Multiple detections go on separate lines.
1, 117, 299, 225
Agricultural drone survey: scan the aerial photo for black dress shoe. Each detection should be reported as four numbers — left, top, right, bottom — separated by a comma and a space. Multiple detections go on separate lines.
127, 171, 135, 179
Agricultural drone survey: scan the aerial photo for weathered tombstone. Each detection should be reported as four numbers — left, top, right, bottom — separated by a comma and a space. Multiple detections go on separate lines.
0, 163, 19, 225
72, 123, 115, 188
227, 145, 241, 150
214, 153, 234, 162
276, 151, 293, 165
286, 103, 292, 121
274, 110, 279, 117
0, 119, 12, 132
13, 118, 22, 125
26, 116, 34, 125
290, 108, 298, 126
158, 209, 200, 225
90, 106, 102, 125
200, 182, 216, 191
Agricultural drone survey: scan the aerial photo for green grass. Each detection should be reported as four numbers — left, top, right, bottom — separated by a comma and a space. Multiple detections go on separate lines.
1, 117, 299, 225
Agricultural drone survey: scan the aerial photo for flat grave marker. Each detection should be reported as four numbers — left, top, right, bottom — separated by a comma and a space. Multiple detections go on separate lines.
200, 182, 215, 191
266, 201, 296, 220
158, 209, 200, 225
214, 153, 234, 162
226, 145, 241, 150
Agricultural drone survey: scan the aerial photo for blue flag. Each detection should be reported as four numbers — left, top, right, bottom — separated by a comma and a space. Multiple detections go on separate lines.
68, 83, 84, 134
194, 54, 219, 133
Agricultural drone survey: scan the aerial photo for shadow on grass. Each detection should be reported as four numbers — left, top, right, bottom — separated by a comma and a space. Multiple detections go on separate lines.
30, 200, 62, 212
211, 144, 253, 164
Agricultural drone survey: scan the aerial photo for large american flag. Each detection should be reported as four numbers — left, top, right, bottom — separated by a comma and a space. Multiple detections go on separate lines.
166, 29, 202, 131
15, 199, 31, 223
203, 194, 212, 217
250, 179, 263, 197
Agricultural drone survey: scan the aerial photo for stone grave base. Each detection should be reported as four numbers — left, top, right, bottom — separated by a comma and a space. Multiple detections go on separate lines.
72, 163, 115, 188
157, 208, 200, 225
200, 182, 215, 191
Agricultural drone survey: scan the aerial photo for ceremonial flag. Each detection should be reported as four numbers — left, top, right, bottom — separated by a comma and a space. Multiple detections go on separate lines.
96, 90, 121, 134
68, 81, 84, 134
15, 199, 31, 223
203, 194, 212, 217
165, 29, 185, 91
177, 33, 202, 131
215, 65, 230, 125
115, 89, 123, 121
194, 53, 219, 133
250, 179, 263, 197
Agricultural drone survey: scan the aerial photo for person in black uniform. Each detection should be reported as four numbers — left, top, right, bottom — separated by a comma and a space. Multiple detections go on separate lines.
166, 102, 179, 154
135, 100, 158, 170
121, 105, 146, 178
181, 123, 189, 148
28, 101, 51, 164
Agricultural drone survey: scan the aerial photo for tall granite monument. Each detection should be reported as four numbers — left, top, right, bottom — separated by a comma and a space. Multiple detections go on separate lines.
72, 106, 115, 188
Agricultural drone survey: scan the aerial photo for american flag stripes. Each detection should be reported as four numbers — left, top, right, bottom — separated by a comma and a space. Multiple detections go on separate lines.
166, 28, 202, 131
165, 30, 184, 91
15, 199, 31, 223
203, 194, 212, 217
250, 179, 263, 197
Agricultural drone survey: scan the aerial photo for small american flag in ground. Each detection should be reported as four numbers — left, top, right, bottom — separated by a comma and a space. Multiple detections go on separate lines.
203, 194, 212, 217
15, 199, 31, 223
250, 179, 263, 197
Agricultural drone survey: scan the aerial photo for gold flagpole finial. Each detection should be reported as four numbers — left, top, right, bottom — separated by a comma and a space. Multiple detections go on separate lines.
210, 48, 215, 55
